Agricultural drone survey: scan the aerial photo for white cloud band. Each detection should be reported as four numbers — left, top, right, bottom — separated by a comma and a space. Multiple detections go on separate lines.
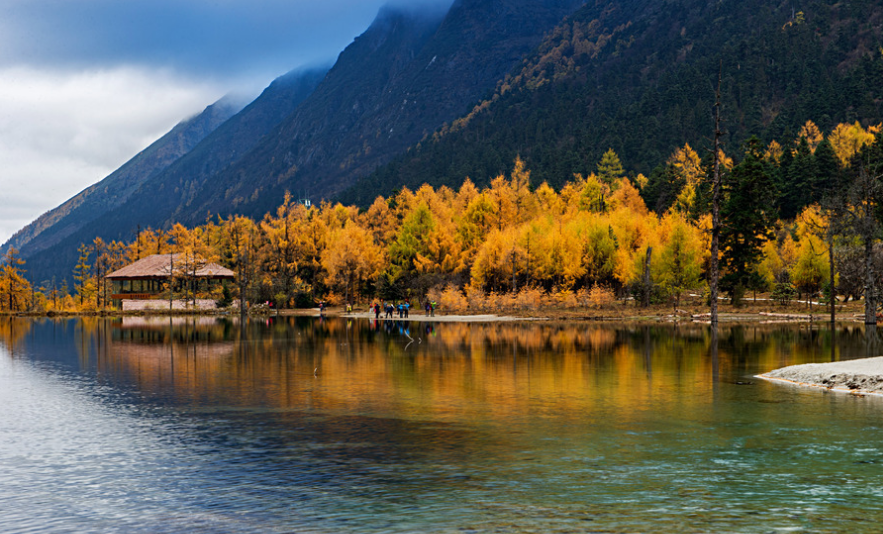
0, 66, 224, 244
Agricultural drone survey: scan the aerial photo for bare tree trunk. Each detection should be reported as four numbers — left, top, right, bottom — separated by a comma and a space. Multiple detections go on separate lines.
239, 257, 247, 317
829, 238, 835, 325
710, 62, 723, 328
169, 253, 174, 312
865, 237, 877, 325
642, 247, 652, 308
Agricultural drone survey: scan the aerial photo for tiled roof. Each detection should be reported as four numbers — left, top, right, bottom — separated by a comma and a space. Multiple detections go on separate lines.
106, 254, 235, 279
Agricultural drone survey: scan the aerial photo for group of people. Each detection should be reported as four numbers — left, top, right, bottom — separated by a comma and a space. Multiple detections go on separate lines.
369, 300, 435, 319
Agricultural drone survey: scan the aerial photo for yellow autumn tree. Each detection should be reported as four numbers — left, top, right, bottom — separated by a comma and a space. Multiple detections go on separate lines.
764, 140, 784, 164
128, 228, 169, 260
608, 178, 648, 215
798, 120, 823, 152
790, 232, 829, 306
828, 121, 878, 166
666, 143, 704, 214
655, 212, 704, 308
169, 223, 218, 307
471, 227, 521, 291
361, 196, 398, 246
0, 248, 31, 312
322, 220, 384, 304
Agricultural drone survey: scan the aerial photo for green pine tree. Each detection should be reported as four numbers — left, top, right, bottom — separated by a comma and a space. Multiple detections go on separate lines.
597, 148, 625, 186
721, 137, 777, 305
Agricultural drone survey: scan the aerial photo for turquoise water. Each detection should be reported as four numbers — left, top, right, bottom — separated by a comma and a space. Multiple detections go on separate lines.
1, 317, 882, 533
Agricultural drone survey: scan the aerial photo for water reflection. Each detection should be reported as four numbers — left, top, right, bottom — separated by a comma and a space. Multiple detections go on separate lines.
0, 316, 872, 428
3, 316, 883, 533
1, 317, 878, 415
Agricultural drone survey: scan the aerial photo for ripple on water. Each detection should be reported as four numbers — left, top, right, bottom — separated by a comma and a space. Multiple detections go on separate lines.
4, 319, 883, 533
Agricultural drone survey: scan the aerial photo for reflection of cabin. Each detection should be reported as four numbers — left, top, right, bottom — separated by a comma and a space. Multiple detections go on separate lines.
106, 254, 235, 311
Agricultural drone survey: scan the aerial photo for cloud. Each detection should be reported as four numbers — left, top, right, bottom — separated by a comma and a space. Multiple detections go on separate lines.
0, 0, 451, 82
0, 66, 224, 243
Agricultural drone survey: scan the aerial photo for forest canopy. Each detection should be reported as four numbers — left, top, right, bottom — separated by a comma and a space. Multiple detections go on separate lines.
4, 118, 882, 317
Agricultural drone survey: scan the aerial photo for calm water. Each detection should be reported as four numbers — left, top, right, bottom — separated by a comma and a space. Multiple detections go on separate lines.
2, 316, 883, 533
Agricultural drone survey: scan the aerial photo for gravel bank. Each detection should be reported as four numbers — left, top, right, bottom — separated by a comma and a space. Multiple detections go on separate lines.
758, 357, 883, 394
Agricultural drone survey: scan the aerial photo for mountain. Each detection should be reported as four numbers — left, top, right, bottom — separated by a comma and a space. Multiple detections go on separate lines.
23, 0, 883, 286
0, 97, 242, 259
17, 0, 586, 284
340, 0, 883, 202
110, 65, 330, 228
17, 66, 328, 284
144, 0, 584, 225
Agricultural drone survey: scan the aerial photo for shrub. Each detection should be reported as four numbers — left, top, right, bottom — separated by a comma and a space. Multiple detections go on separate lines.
771, 282, 797, 305
439, 284, 468, 312
587, 283, 616, 309
513, 286, 545, 311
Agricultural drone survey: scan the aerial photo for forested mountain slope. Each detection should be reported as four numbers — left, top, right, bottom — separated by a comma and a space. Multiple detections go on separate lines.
181, 0, 585, 223
20, 66, 328, 284
341, 0, 883, 204
20, 0, 586, 284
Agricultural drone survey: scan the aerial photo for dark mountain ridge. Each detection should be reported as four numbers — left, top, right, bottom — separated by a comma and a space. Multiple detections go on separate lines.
341, 0, 883, 202
22, 0, 883, 288
179, 0, 585, 223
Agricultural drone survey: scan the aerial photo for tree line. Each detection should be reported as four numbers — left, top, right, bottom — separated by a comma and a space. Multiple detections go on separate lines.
2, 120, 883, 318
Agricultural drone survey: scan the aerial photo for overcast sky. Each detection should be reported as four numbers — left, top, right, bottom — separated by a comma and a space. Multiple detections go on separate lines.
0, 0, 452, 245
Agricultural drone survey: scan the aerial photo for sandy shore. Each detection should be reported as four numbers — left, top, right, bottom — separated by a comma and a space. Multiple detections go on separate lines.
758, 357, 883, 395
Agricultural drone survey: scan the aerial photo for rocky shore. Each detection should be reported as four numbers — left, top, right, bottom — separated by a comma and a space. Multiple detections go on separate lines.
759, 357, 883, 395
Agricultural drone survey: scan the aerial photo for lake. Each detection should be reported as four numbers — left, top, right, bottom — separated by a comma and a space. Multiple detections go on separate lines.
2, 316, 883, 533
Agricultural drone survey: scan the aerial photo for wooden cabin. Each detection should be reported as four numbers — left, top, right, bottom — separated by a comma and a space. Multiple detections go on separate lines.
106, 254, 235, 311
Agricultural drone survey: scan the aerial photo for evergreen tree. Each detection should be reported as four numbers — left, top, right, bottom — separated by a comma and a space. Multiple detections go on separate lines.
721, 137, 777, 305
597, 149, 625, 186
813, 137, 840, 197
782, 136, 815, 219
641, 163, 684, 214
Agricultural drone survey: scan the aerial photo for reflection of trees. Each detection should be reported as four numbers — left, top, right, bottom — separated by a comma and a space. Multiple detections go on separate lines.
0, 317, 32, 356
27, 317, 878, 425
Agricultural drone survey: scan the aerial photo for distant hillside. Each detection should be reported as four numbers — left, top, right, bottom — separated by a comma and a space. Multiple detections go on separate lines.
20, 66, 328, 284
19, 0, 586, 284
341, 0, 883, 203
107, 65, 330, 230
175, 0, 585, 223
0, 97, 241, 259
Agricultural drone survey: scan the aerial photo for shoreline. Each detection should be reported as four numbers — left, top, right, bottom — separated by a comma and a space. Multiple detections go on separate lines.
0, 307, 871, 325
336, 311, 539, 323
758, 357, 883, 396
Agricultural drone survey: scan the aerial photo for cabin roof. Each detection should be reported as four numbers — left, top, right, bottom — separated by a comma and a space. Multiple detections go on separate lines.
106, 254, 235, 280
